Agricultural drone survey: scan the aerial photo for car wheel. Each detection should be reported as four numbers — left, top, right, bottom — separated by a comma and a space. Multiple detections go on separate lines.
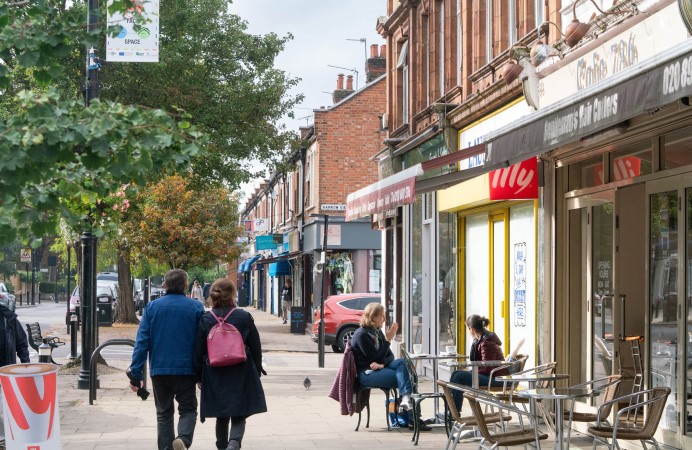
335, 327, 356, 353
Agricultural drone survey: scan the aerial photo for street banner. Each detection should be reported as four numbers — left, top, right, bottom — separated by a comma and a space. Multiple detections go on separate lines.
0, 363, 61, 450
106, 0, 160, 62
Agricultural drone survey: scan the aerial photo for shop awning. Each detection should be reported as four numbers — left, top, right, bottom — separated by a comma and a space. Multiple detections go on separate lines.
253, 251, 302, 266
268, 260, 291, 277
237, 255, 261, 273
345, 143, 486, 220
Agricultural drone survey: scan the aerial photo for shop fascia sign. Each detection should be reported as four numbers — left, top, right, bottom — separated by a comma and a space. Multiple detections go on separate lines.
255, 234, 282, 250
539, 1, 688, 109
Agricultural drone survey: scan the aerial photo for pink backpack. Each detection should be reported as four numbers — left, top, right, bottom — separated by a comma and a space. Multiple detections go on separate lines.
206, 308, 247, 367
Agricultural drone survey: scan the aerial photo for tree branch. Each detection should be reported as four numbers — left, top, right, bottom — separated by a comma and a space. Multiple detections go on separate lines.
9, 1, 30, 7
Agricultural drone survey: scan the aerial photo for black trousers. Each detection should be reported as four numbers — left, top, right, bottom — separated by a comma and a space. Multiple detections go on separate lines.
215, 416, 247, 449
151, 375, 198, 450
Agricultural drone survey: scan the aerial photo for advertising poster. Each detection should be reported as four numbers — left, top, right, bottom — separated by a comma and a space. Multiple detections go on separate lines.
106, 0, 160, 62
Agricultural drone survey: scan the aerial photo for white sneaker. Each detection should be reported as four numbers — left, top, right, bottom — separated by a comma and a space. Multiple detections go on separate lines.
172, 438, 187, 450
399, 398, 412, 412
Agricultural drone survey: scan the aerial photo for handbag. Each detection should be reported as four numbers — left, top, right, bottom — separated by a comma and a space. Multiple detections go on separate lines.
206, 308, 247, 367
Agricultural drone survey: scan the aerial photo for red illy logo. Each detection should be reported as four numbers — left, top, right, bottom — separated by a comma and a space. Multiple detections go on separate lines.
28, 446, 41, 450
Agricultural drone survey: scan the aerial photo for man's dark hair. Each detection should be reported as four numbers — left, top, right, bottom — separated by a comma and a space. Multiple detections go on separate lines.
164, 269, 188, 294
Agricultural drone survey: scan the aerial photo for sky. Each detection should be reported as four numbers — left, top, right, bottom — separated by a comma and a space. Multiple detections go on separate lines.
228, 0, 387, 198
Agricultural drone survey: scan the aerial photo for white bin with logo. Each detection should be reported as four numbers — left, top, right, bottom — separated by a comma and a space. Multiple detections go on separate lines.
0, 363, 61, 450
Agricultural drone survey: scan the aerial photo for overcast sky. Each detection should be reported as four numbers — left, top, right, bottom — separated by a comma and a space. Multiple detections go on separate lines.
228, 0, 386, 196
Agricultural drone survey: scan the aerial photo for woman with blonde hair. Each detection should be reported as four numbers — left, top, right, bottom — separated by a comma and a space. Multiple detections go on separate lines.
350, 302, 413, 412
194, 278, 267, 450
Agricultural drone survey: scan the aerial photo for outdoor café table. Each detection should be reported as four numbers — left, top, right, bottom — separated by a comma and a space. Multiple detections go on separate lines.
495, 373, 570, 420
450, 359, 510, 389
409, 353, 468, 423
517, 388, 599, 450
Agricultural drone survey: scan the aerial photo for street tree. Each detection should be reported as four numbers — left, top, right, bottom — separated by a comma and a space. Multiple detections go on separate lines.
123, 175, 243, 272
0, 1, 207, 246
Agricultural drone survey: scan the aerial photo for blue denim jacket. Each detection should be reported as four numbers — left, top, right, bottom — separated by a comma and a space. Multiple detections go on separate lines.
130, 293, 204, 380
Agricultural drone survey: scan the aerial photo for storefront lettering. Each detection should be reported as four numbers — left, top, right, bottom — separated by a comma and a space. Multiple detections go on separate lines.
490, 163, 535, 195
662, 55, 692, 95
544, 93, 618, 143
577, 34, 638, 90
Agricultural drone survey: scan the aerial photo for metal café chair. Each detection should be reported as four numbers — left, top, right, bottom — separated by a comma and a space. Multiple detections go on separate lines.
588, 386, 670, 450
401, 347, 446, 445
560, 375, 621, 448
437, 381, 511, 450
462, 386, 548, 450
496, 362, 559, 432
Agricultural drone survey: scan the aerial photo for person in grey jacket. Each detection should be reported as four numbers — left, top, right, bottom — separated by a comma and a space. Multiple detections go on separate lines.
0, 300, 30, 450
130, 269, 204, 450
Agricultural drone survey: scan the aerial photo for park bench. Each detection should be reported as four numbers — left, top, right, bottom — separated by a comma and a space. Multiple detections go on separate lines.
25, 322, 64, 365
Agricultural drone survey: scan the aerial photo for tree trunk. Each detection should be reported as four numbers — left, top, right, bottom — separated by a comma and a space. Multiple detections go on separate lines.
116, 244, 139, 324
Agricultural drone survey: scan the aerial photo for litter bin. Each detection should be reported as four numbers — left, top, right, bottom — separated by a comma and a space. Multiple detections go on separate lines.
97, 294, 114, 326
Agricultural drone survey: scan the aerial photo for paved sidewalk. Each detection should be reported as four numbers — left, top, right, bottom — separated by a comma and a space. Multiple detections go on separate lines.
51, 306, 592, 449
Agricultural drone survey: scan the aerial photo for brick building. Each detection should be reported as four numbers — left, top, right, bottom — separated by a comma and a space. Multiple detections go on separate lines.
239, 46, 387, 334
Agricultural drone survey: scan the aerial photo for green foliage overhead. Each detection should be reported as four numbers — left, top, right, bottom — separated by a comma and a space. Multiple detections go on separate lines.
100, 0, 303, 189
0, 0, 207, 245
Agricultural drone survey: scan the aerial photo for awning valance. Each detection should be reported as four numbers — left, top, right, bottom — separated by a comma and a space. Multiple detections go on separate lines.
238, 255, 262, 273
254, 251, 301, 266
268, 260, 291, 277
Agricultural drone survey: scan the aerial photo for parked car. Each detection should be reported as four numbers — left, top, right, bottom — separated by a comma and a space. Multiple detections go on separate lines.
311, 293, 382, 353
96, 272, 119, 300
0, 282, 15, 308
69, 284, 117, 314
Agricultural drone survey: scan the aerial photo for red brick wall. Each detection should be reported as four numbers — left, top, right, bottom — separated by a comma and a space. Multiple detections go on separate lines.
310, 78, 386, 215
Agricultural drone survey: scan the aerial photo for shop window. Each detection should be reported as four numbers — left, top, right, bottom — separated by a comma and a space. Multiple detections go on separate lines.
663, 126, 692, 170
568, 154, 605, 190
608, 140, 652, 182
438, 211, 457, 349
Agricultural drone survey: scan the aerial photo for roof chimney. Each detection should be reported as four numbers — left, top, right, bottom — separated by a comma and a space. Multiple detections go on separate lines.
332, 73, 351, 104
346, 75, 354, 91
366, 43, 387, 83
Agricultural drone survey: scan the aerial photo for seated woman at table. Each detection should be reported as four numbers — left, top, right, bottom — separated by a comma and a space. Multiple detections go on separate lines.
350, 303, 413, 412
449, 314, 509, 410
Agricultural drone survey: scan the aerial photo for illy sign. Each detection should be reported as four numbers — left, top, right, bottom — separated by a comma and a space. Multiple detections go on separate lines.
489, 158, 539, 200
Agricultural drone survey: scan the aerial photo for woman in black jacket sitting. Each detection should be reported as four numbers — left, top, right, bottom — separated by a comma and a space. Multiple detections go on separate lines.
350, 303, 412, 412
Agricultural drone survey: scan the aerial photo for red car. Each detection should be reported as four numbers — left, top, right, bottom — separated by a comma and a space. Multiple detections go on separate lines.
311, 293, 382, 353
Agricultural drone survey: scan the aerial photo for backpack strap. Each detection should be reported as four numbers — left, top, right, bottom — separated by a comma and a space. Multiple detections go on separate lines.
211, 308, 236, 326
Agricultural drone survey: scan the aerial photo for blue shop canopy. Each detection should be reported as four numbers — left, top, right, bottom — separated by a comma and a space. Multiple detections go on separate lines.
238, 255, 262, 273
268, 260, 291, 277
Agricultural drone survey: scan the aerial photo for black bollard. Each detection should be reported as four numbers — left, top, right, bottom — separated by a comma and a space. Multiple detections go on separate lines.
38, 339, 52, 364
70, 313, 78, 359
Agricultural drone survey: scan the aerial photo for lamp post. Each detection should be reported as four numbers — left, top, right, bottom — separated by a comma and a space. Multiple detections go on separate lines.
310, 213, 329, 368
77, 0, 101, 390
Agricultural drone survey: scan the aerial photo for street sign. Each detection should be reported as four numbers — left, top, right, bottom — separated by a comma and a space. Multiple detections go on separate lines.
20, 249, 31, 263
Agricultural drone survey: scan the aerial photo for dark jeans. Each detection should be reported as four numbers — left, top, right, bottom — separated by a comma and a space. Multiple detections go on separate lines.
216, 416, 247, 449
151, 375, 198, 450
449, 370, 503, 411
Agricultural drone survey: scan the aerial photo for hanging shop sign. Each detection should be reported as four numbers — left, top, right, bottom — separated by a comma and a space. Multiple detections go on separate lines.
253, 218, 268, 232
106, 0, 160, 62
539, 2, 687, 108
255, 234, 282, 251
489, 157, 539, 200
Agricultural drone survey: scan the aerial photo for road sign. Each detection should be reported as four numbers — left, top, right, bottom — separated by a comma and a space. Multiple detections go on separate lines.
20, 249, 31, 263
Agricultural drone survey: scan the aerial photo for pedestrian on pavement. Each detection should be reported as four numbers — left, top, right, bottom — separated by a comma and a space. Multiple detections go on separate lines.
129, 269, 205, 450
191, 279, 204, 307
280, 278, 292, 324
0, 298, 30, 450
194, 278, 267, 450
350, 303, 413, 413
202, 282, 211, 303
449, 314, 508, 410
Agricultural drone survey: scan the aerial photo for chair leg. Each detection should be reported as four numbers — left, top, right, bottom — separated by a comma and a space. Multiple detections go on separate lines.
355, 409, 362, 431
383, 388, 392, 431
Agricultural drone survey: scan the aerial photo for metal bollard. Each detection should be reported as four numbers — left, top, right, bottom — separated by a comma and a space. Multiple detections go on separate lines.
38, 339, 52, 364
70, 313, 78, 359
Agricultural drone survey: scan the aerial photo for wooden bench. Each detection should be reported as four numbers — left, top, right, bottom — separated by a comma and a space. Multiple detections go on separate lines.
25, 322, 64, 365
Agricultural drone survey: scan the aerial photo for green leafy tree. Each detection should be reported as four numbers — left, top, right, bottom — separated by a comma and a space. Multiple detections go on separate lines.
100, 0, 302, 188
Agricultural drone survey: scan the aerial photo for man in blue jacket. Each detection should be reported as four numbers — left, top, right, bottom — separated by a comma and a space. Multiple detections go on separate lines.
129, 269, 204, 450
